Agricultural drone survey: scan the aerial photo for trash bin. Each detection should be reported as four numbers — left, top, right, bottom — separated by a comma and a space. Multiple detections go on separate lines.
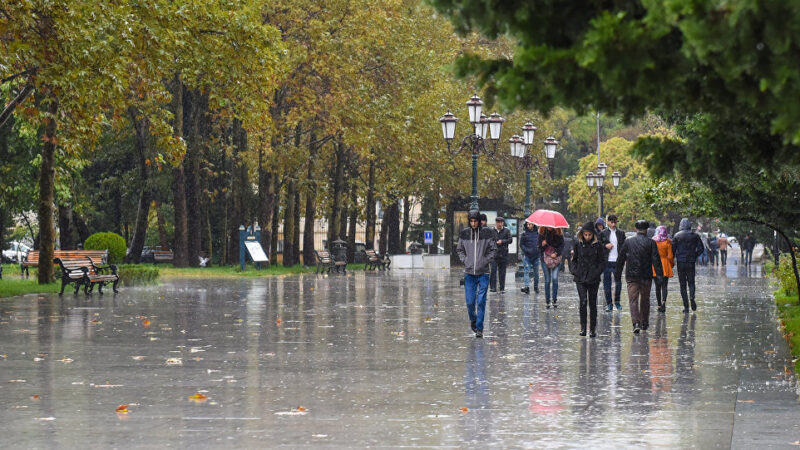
408, 241, 424, 254
331, 239, 348, 273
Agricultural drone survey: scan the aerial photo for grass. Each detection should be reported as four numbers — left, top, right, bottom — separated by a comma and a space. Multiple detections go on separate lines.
775, 289, 800, 373
0, 265, 60, 298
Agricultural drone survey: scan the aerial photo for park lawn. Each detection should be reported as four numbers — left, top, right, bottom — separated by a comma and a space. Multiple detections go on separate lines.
775, 290, 800, 373
159, 263, 365, 278
0, 278, 60, 298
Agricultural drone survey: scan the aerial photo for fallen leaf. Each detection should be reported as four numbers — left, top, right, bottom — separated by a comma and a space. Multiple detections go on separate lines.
32, 394, 39, 400
737, 400, 755, 403
165, 358, 182, 365
116, 404, 129, 413
765, 350, 776, 354
143, 320, 151, 327
460, 407, 469, 413
276, 318, 282, 325
189, 393, 208, 403
131, 356, 145, 361
296, 406, 306, 412
398, 331, 405, 337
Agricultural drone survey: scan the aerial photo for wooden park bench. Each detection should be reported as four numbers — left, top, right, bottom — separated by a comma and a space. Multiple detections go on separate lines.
313, 250, 335, 274
363, 249, 390, 270
54, 256, 119, 295
21, 250, 109, 278
153, 250, 174, 264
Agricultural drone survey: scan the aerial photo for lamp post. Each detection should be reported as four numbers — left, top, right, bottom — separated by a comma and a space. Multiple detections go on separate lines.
510, 124, 558, 217
586, 164, 622, 218
440, 95, 504, 211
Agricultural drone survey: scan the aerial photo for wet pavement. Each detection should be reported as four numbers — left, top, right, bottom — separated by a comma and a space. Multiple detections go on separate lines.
1, 261, 799, 448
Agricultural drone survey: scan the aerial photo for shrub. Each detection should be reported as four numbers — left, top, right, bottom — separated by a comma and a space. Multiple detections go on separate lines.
117, 265, 160, 287
777, 254, 799, 297
84, 232, 126, 264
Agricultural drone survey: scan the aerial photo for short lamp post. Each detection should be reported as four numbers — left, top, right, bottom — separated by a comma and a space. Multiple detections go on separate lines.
509, 124, 558, 217
440, 95, 504, 211
586, 163, 622, 218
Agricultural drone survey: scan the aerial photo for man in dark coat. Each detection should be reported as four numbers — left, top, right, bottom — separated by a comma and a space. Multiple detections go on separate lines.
600, 214, 626, 311
742, 233, 756, 265
519, 221, 540, 294
457, 210, 497, 338
672, 218, 704, 312
571, 222, 607, 337
616, 220, 664, 333
489, 216, 512, 292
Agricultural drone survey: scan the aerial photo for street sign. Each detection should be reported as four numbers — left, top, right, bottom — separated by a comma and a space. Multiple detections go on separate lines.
423, 231, 433, 245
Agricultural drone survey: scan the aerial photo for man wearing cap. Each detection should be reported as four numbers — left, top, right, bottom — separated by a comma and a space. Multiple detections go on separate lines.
490, 216, 513, 293
600, 214, 626, 311
615, 220, 664, 334
457, 210, 497, 338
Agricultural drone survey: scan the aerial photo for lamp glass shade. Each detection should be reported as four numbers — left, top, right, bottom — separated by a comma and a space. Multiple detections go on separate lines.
611, 171, 621, 187
439, 111, 457, 141
544, 136, 558, 160
522, 122, 537, 145
586, 172, 595, 187
596, 174, 604, 187
509, 135, 524, 158
476, 114, 488, 139
597, 162, 608, 177
488, 113, 504, 141
466, 95, 483, 124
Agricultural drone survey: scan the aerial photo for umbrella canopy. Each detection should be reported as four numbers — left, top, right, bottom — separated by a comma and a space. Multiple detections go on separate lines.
525, 209, 570, 229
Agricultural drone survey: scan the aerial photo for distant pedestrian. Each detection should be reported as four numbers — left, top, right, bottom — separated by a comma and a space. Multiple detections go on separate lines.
519, 221, 540, 294
457, 210, 497, 338
561, 231, 575, 272
718, 233, 730, 265
600, 214, 626, 311
652, 226, 675, 313
742, 233, 756, 265
571, 222, 607, 337
672, 218, 704, 312
615, 220, 664, 333
490, 217, 512, 293
708, 234, 719, 266
699, 232, 709, 266
594, 218, 608, 246
480, 213, 488, 230
539, 226, 565, 308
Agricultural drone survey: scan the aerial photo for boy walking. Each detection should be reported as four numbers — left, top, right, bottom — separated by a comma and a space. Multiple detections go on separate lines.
457, 210, 497, 338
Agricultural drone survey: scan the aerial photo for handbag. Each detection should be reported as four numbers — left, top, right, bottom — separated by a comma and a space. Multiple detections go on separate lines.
543, 245, 562, 269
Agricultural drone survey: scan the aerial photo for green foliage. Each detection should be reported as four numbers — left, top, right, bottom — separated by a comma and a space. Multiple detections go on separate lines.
117, 264, 160, 287
776, 254, 799, 297
84, 232, 126, 264
0, 277, 60, 298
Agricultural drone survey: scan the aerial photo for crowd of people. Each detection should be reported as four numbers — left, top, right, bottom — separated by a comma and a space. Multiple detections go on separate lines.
456, 210, 745, 339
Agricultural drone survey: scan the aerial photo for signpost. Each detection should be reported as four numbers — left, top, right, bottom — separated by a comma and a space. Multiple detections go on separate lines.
424, 230, 433, 253
239, 225, 268, 271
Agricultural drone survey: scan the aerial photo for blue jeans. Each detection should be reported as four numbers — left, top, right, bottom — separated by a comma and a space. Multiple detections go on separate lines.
523, 255, 540, 289
541, 259, 560, 303
603, 262, 622, 305
465, 273, 489, 331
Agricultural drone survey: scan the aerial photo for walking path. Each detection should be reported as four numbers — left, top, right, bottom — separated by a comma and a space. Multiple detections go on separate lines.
0, 263, 798, 447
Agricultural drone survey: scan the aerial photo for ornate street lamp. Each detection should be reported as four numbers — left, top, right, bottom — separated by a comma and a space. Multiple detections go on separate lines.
440, 96, 504, 211
511, 126, 558, 217
586, 163, 622, 218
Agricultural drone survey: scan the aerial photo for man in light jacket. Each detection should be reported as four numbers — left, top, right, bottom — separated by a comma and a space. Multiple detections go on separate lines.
600, 214, 626, 311
457, 210, 497, 338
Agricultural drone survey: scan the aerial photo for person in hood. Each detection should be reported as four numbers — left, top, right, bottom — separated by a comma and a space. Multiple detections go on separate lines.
615, 220, 664, 333
652, 226, 675, 313
490, 216, 512, 293
672, 218, 704, 312
480, 213, 488, 230
539, 226, 565, 308
600, 214, 626, 311
571, 222, 607, 337
519, 221, 540, 294
594, 218, 609, 246
457, 210, 497, 338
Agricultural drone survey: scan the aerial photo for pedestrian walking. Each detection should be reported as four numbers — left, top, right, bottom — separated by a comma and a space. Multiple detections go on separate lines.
594, 218, 608, 246
615, 220, 664, 333
571, 222, 607, 337
490, 217, 512, 293
672, 218, 704, 312
742, 233, 756, 265
652, 226, 675, 313
718, 233, 730, 265
480, 213, 488, 229
708, 234, 719, 266
457, 210, 497, 338
519, 221, 540, 294
600, 214, 626, 311
699, 232, 709, 266
539, 226, 565, 308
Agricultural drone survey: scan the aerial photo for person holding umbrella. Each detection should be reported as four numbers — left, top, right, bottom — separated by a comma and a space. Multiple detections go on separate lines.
457, 210, 497, 338
527, 209, 569, 308
571, 221, 607, 337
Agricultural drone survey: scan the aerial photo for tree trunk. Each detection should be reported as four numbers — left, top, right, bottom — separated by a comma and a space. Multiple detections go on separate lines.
259, 162, 274, 268
302, 135, 319, 265
365, 156, 376, 250
155, 201, 168, 249
270, 175, 280, 263
444, 200, 454, 254
170, 75, 188, 267
401, 195, 411, 250
283, 179, 296, 267
328, 138, 345, 244
386, 200, 402, 254
347, 183, 357, 263
113, 189, 123, 236
38, 98, 57, 283
293, 186, 301, 265
228, 120, 247, 266
126, 107, 151, 264
183, 89, 206, 267
57, 203, 74, 250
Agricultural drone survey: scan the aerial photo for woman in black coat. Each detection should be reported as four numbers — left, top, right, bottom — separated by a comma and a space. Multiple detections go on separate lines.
571, 222, 608, 337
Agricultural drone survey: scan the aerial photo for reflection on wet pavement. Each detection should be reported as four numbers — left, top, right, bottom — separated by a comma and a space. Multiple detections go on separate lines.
1, 263, 799, 447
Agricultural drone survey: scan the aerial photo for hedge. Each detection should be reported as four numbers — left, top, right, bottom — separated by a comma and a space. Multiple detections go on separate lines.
84, 232, 126, 264
117, 265, 160, 287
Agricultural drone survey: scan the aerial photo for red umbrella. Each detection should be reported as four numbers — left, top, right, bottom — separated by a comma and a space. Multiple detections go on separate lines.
525, 209, 569, 229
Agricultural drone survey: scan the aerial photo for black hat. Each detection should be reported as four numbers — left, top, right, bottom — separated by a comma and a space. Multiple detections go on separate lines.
479, 213, 487, 222
635, 220, 649, 230
581, 221, 595, 233
495, 216, 505, 223
468, 210, 480, 221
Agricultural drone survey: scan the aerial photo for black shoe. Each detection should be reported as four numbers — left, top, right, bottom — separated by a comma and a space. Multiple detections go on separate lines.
682, 308, 690, 313
534, 286, 539, 294
633, 322, 641, 334
489, 289, 497, 293
499, 289, 505, 293
642, 323, 649, 331
471, 320, 477, 333
658, 306, 666, 313
589, 330, 597, 338
521, 287, 530, 294
579, 329, 587, 337
691, 300, 697, 311
552, 301, 558, 308
475, 330, 483, 338
546, 302, 551, 309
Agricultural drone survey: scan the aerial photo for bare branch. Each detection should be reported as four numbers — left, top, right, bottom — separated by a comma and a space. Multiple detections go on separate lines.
0, 84, 34, 129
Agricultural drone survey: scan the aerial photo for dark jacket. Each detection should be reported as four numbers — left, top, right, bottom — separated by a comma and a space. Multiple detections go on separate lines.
672, 219, 704, 263
562, 232, 575, 259
615, 231, 664, 280
600, 228, 626, 257
493, 227, 512, 261
743, 236, 756, 251
457, 226, 497, 275
520, 228, 540, 260
571, 233, 607, 284
539, 229, 565, 257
